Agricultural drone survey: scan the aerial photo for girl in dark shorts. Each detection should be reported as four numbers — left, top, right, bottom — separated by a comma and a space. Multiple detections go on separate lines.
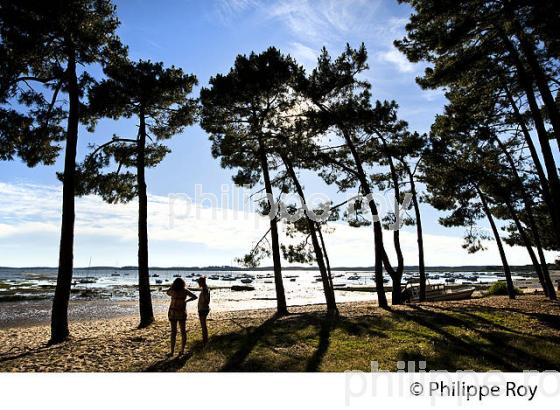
166, 278, 197, 356
197, 276, 210, 345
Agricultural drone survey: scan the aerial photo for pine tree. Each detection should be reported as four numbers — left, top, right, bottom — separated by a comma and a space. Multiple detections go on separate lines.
79, 59, 198, 327
200, 48, 303, 315
0, 0, 125, 343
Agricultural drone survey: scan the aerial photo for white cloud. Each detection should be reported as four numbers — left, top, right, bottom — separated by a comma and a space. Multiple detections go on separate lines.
0, 181, 555, 267
377, 47, 416, 73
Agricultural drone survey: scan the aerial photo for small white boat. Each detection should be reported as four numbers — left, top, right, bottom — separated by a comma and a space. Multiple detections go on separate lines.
403, 280, 475, 302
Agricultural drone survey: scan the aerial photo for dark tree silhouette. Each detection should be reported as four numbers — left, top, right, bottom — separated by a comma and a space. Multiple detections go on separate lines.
200, 48, 305, 315
299, 46, 409, 307
78, 59, 198, 327
0, 0, 125, 344
396, 0, 560, 249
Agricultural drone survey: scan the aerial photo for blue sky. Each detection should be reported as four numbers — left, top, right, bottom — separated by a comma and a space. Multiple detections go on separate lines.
0, 0, 551, 267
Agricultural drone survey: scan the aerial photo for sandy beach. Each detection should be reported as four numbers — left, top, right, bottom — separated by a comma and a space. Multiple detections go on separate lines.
1, 294, 559, 372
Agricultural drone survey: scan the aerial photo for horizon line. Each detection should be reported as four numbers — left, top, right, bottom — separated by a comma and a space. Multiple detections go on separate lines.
0, 264, 540, 271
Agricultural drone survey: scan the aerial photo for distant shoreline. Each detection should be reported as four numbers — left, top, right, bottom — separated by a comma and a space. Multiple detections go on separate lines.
0, 264, 549, 272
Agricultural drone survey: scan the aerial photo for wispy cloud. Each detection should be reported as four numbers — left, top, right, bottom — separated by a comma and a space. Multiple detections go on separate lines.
287, 41, 319, 69
216, 0, 385, 45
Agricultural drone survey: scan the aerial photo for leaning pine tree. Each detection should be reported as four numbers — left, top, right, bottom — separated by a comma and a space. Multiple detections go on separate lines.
200, 48, 304, 316
79, 59, 197, 327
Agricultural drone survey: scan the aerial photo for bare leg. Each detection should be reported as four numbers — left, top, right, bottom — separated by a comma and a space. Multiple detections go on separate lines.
199, 314, 208, 345
179, 319, 186, 355
169, 320, 177, 356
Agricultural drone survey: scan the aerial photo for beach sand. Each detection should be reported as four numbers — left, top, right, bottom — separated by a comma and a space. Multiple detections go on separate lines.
1, 294, 560, 372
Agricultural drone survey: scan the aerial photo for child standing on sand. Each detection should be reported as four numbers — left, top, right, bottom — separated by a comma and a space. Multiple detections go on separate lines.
197, 276, 210, 345
166, 278, 197, 356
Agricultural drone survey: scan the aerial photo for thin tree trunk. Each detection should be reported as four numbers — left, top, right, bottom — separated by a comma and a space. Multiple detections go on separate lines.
317, 223, 335, 298
501, 82, 560, 243
493, 136, 557, 299
50, 51, 79, 344
258, 137, 288, 315
380, 146, 404, 304
281, 154, 337, 311
505, 200, 548, 297
137, 109, 154, 327
406, 166, 426, 301
536, 239, 557, 300
341, 129, 388, 308
501, 34, 560, 248
503, 2, 560, 147
476, 186, 516, 299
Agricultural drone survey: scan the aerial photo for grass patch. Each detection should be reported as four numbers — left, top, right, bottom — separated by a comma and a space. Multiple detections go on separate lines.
147, 297, 560, 372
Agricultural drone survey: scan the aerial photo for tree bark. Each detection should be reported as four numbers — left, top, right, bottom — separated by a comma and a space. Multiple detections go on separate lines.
501, 82, 560, 245
281, 154, 337, 312
476, 186, 516, 299
341, 128, 388, 308
258, 137, 288, 315
493, 136, 557, 299
501, 34, 560, 249
380, 147, 404, 304
50, 50, 79, 344
406, 166, 426, 301
137, 109, 154, 327
317, 223, 335, 298
503, 1, 560, 147
505, 200, 548, 297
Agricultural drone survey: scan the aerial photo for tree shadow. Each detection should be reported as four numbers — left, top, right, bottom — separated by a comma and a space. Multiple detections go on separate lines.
392, 305, 560, 371
144, 350, 194, 372
220, 314, 280, 371
305, 314, 334, 372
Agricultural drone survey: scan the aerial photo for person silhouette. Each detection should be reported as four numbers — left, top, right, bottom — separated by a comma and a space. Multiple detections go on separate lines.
197, 276, 211, 346
166, 278, 197, 356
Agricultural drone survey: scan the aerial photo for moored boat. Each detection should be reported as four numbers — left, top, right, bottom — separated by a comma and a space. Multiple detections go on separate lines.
402, 280, 475, 302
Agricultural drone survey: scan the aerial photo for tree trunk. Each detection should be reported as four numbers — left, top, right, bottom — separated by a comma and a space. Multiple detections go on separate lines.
493, 136, 557, 299
503, 2, 560, 147
501, 34, 560, 249
501, 82, 560, 245
407, 166, 426, 301
50, 51, 79, 345
341, 129, 388, 308
536, 239, 557, 300
258, 138, 288, 315
381, 146, 404, 304
281, 154, 337, 312
476, 187, 516, 299
137, 110, 154, 327
317, 223, 335, 298
505, 200, 548, 297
